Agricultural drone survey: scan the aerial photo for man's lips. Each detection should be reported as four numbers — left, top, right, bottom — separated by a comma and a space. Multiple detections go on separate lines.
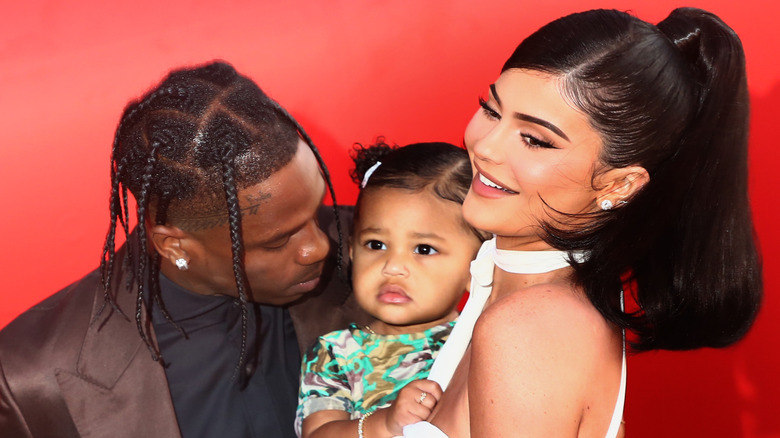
297, 276, 320, 290
377, 284, 411, 304
289, 268, 324, 294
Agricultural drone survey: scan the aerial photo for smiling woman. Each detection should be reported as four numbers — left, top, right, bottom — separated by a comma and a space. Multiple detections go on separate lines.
464, 70, 632, 248
0, 2, 777, 437
404, 7, 763, 438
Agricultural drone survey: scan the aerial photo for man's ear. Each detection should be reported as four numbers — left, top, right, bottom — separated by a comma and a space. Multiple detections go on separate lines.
595, 165, 650, 207
150, 224, 190, 267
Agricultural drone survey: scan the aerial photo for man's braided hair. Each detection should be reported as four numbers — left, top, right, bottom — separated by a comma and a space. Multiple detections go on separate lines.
97, 61, 344, 378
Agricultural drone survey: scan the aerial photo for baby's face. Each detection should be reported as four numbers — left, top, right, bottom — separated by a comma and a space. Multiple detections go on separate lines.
350, 187, 482, 335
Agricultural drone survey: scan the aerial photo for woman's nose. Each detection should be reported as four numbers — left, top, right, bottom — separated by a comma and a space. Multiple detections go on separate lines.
469, 121, 506, 165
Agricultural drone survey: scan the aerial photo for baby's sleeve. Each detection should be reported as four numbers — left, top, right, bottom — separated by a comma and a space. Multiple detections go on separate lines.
294, 335, 354, 437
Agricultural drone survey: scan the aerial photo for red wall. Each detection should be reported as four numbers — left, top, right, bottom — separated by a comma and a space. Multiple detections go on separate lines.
1, 1, 777, 436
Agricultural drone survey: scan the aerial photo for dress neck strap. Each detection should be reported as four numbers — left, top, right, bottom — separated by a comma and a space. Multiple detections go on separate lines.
493, 245, 586, 274
428, 238, 586, 391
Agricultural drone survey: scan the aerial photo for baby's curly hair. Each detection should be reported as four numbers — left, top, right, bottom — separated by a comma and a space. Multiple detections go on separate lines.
350, 137, 488, 242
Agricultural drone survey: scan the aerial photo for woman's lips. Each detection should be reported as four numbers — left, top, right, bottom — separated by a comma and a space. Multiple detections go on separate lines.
377, 284, 411, 304
472, 163, 519, 196
471, 171, 519, 197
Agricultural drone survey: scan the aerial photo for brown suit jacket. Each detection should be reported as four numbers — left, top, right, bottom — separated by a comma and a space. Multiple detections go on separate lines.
0, 206, 369, 437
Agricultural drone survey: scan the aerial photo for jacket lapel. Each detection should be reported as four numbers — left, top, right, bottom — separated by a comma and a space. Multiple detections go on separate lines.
56, 250, 182, 438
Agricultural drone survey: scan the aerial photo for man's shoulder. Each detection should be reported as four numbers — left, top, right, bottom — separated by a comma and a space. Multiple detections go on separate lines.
0, 268, 101, 361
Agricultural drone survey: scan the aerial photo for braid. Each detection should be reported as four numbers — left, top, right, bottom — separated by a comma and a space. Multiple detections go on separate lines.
270, 101, 348, 292
96, 161, 120, 319
120, 183, 134, 291
221, 156, 251, 380
105, 60, 321, 375
151, 196, 187, 339
99, 85, 170, 316
133, 140, 162, 361
96, 108, 139, 323
99, 84, 177, 357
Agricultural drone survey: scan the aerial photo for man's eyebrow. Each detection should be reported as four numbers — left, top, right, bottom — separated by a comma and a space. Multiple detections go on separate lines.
490, 83, 571, 142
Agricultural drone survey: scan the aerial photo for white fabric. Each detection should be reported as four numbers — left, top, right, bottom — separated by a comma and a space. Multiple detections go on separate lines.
604, 292, 627, 438
426, 238, 495, 391
493, 246, 585, 274
428, 238, 582, 391
402, 421, 448, 437
402, 237, 626, 438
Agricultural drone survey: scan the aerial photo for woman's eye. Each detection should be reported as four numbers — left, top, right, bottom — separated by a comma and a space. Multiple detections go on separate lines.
521, 134, 555, 149
478, 97, 500, 120
414, 244, 438, 255
366, 240, 386, 250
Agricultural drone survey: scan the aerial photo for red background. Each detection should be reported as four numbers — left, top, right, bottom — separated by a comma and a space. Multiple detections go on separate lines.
1, 1, 777, 436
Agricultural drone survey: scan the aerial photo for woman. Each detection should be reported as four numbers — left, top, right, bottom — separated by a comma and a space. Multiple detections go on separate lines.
406, 7, 762, 437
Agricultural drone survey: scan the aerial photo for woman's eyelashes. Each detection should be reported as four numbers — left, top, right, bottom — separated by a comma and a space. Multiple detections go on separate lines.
478, 96, 500, 120
521, 133, 556, 149
478, 96, 557, 150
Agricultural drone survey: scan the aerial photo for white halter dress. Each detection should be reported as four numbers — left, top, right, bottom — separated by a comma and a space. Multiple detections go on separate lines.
401, 238, 626, 438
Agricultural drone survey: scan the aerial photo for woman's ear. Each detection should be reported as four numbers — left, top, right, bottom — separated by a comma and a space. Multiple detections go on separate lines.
595, 165, 650, 207
150, 224, 190, 268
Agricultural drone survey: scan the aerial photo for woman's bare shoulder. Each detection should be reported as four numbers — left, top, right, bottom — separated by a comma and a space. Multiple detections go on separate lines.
478, 282, 607, 340
472, 281, 618, 379
467, 282, 621, 435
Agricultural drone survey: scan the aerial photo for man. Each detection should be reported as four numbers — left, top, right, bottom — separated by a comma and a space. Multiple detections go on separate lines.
0, 61, 368, 437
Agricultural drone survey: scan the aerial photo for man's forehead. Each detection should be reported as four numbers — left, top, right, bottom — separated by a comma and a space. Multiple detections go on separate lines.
242, 189, 273, 207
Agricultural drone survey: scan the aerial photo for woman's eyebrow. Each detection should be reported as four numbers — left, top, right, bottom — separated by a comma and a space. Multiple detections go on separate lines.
489, 83, 571, 142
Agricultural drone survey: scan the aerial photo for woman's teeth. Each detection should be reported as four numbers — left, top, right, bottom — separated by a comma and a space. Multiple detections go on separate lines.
479, 173, 518, 194
480, 173, 506, 190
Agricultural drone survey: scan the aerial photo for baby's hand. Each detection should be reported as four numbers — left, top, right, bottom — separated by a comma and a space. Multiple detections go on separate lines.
383, 379, 442, 436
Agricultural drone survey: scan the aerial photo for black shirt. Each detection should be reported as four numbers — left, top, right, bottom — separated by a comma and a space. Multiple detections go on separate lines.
152, 274, 301, 438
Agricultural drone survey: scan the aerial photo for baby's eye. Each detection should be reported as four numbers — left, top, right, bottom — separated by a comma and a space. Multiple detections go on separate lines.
365, 240, 386, 250
414, 244, 438, 255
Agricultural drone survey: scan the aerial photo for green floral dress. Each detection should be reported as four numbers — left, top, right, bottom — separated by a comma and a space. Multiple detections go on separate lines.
294, 321, 455, 436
